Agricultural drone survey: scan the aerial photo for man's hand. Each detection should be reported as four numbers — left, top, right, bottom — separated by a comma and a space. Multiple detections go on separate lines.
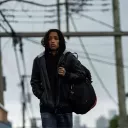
58, 67, 66, 76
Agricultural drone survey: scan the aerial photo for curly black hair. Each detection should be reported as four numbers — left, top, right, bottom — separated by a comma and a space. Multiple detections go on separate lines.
41, 29, 66, 54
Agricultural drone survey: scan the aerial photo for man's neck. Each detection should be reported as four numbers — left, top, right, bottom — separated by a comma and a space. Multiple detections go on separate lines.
51, 51, 57, 56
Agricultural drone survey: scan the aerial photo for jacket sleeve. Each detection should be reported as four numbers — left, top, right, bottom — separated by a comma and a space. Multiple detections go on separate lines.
65, 53, 86, 83
30, 57, 42, 99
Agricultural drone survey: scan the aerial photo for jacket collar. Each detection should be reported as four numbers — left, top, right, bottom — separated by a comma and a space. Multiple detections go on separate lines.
37, 50, 69, 58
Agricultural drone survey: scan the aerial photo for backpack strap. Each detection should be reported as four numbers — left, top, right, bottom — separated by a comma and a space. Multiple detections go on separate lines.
60, 52, 71, 67
61, 52, 78, 66
73, 52, 78, 59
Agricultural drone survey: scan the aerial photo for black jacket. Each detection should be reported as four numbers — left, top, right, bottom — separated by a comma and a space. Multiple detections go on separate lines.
30, 50, 86, 113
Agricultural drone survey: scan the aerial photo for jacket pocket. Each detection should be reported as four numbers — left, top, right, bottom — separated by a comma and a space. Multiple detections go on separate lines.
40, 82, 45, 100
40, 91, 46, 105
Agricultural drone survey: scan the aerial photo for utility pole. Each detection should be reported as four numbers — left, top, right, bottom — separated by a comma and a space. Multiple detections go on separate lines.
31, 118, 37, 128
21, 75, 26, 128
57, 0, 61, 30
0, 33, 4, 105
126, 93, 128, 98
65, 0, 69, 38
112, 0, 128, 127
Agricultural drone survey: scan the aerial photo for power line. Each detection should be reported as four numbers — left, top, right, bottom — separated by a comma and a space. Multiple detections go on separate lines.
70, 14, 118, 106
68, 47, 115, 57
0, 8, 57, 12
2, 38, 11, 50
0, 23, 9, 33
0, 19, 57, 24
70, 8, 111, 12
0, 8, 57, 13
71, 0, 111, 1
24, 38, 40, 45
78, 54, 128, 69
3, 14, 47, 18
20, 2, 32, 19
0, 0, 65, 7
0, 10, 15, 32
72, 12, 114, 29
0, 10, 21, 76
0, 0, 112, 26
0, 8, 111, 13
0, 0, 111, 7
68, 48, 112, 58
68, 2, 111, 6
0, 0, 111, 15
0, 0, 112, 28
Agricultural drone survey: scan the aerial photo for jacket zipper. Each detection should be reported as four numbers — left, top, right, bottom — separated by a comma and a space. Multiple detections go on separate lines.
55, 54, 65, 108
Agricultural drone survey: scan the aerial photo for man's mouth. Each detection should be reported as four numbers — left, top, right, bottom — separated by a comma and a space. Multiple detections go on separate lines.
51, 44, 55, 47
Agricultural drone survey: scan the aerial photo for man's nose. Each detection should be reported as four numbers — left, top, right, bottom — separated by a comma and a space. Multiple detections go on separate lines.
51, 38, 55, 43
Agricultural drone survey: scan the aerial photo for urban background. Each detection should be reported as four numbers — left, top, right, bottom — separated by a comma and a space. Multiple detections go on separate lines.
0, 0, 128, 128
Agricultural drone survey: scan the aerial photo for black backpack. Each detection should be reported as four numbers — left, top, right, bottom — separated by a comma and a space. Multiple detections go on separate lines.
63, 52, 97, 114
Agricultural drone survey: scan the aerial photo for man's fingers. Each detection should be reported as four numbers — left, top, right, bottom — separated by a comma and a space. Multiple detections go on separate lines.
58, 68, 66, 76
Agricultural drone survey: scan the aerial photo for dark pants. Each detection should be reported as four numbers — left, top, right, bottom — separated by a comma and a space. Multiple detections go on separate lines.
41, 112, 73, 128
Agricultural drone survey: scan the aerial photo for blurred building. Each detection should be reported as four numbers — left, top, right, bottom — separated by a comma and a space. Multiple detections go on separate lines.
96, 116, 109, 128
73, 115, 88, 128
0, 103, 12, 128
74, 115, 81, 128
109, 109, 117, 119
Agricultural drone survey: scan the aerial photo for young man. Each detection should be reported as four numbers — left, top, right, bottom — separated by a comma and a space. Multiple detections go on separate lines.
30, 29, 86, 128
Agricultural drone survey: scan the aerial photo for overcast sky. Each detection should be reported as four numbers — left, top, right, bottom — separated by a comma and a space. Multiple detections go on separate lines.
0, 0, 128, 127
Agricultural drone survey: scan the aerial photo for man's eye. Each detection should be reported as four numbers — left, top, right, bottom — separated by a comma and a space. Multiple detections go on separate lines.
55, 37, 59, 40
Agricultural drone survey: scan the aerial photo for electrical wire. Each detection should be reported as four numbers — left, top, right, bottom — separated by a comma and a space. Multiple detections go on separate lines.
0, 8, 57, 12
24, 38, 40, 45
0, 20, 42, 24
0, 0, 65, 7
72, 12, 114, 29
70, 8, 111, 12
0, 23, 9, 33
0, 19, 54, 24
20, 1, 31, 19
70, 14, 118, 106
0, 8, 111, 13
0, 10, 15, 32
2, 38, 11, 50
68, 3, 111, 6
4, 14, 45, 18
0, 0, 110, 7
78, 54, 128, 69
0, 0, 112, 26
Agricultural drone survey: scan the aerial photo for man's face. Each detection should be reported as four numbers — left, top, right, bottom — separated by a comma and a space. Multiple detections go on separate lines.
48, 32, 59, 51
